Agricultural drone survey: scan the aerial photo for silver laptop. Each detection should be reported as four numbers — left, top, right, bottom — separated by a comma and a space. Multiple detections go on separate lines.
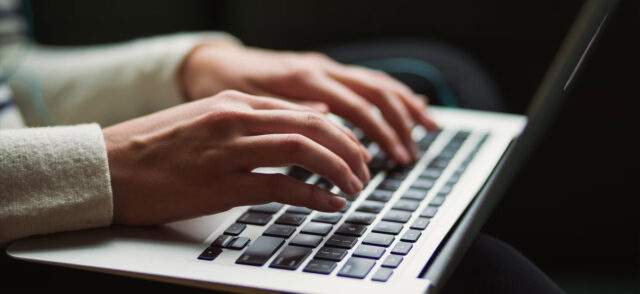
6, 1, 617, 293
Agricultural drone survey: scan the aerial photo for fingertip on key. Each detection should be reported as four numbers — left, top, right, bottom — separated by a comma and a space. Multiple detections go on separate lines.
394, 145, 412, 165
329, 196, 347, 211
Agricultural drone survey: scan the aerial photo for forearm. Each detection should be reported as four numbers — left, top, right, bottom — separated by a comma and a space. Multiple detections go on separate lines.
0, 124, 112, 243
8, 32, 240, 127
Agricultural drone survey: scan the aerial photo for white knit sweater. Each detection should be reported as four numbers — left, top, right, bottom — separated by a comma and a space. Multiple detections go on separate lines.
0, 32, 238, 243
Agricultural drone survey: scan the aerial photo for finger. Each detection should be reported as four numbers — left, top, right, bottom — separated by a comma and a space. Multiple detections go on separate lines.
229, 134, 364, 195
295, 74, 411, 164
236, 92, 370, 162
232, 173, 346, 212
403, 94, 440, 131
332, 121, 372, 162
298, 101, 330, 113
327, 69, 418, 159
242, 110, 370, 183
359, 68, 440, 131
233, 92, 322, 113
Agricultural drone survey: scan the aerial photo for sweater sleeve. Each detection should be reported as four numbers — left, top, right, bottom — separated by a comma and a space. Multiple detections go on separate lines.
8, 32, 240, 127
0, 124, 112, 243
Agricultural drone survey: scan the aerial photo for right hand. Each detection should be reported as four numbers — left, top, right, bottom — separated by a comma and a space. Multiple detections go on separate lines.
103, 90, 370, 226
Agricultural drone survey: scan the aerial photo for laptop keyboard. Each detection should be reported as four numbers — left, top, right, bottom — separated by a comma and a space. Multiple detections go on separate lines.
198, 129, 489, 282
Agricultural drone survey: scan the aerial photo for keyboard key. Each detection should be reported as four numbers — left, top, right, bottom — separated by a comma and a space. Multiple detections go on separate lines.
237, 212, 272, 225
439, 184, 454, 195
338, 257, 376, 279
418, 131, 440, 150
263, 224, 297, 238
401, 230, 422, 243
356, 201, 385, 214
314, 246, 347, 262
402, 188, 427, 200
428, 158, 450, 169
312, 212, 343, 224
379, 179, 403, 191
368, 154, 392, 175
430, 195, 446, 206
411, 178, 435, 190
392, 199, 420, 212
421, 207, 438, 218
391, 242, 413, 255
421, 168, 442, 179
353, 244, 386, 259
381, 255, 403, 268
346, 212, 377, 225
439, 149, 458, 159
411, 217, 430, 230
212, 235, 234, 247
304, 259, 337, 275
335, 223, 368, 237
224, 223, 246, 236
362, 233, 395, 247
198, 247, 222, 261
289, 234, 323, 248
446, 175, 460, 185
372, 221, 404, 235
386, 164, 414, 180
286, 206, 313, 215
228, 237, 250, 250
249, 202, 284, 214
288, 166, 312, 181
382, 210, 412, 223
236, 236, 285, 266
371, 268, 394, 282
269, 245, 312, 270
325, 234, 358, 249
301, 222, 333, 236
276, 213, 306, 226
368, 190, 394, 202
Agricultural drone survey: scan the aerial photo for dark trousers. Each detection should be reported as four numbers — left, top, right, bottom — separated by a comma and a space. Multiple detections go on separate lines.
442, 234, 564, 294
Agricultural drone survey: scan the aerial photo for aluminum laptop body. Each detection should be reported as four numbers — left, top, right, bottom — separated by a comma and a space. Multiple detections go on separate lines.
6, 1, 617, 293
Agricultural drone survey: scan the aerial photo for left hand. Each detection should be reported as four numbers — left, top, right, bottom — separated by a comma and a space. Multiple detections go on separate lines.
180, 44, 439, 164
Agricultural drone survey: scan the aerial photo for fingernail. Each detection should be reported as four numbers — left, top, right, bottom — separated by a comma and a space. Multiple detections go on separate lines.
349, 174, 364, 193
328, 196, 346, 211
394, 145, 411, 164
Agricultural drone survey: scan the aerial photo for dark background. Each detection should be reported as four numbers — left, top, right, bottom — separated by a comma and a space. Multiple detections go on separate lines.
5, 0, 639, 293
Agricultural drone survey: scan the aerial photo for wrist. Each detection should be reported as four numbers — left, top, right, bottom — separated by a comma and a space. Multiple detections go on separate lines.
179, 42, 243, 101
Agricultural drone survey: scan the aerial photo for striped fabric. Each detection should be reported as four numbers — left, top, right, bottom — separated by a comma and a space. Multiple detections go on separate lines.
0, 0, 26, 128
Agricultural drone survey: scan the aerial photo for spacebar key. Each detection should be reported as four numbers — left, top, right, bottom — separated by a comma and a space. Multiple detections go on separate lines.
236, 236, 285, 266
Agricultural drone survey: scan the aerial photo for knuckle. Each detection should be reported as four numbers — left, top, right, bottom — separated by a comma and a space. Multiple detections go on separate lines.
282, 133, 309, 155
202, 107, 250, 130
218, 89, 245, 99
303, 51, 331, 62
287, 67, 319, 83
302, 112, 326, 131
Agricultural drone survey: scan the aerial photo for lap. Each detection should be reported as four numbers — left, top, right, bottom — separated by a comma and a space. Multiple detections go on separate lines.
442, 234, 564, 294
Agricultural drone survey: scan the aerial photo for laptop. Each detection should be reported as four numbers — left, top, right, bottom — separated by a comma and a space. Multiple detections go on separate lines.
6, 0, 618, 292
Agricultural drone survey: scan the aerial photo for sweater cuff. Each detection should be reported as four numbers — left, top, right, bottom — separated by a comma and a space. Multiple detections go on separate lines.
0, 124, 112, 243
134, 32, 242, 114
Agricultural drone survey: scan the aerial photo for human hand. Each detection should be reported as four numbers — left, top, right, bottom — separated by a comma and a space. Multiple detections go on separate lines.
180, 45, 439, 165
103, 90, 370, 225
